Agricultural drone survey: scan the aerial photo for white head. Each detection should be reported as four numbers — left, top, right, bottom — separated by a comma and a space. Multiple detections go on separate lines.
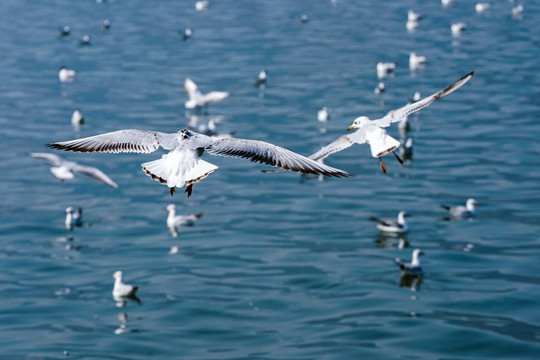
348, 116, 370, 131
398, 211, 411, 224
166, 204, 176, 212
258, 69, 267, 80
466, 198, 479, 210
411, 249, 425, 264
112, 271, 123, 280
65, 206, 73, 214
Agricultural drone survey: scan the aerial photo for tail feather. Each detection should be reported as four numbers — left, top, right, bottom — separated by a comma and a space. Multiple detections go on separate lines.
440, 204, 451, 211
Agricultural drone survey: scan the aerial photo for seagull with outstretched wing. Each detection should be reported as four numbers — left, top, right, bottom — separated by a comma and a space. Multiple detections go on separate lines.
47, 128, 349, 197
184, 78, 229, 110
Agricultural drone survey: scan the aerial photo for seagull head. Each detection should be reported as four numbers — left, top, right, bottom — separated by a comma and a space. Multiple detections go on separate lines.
466, 198, 479, 208
112, 271, 123, 280
166, 204, 176, 212
65, 206, 74, 214
412, 249, 425, 258
348, 116, 370, 131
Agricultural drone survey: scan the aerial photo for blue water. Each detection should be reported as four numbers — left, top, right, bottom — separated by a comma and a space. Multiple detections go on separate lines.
1, 0, 540, 358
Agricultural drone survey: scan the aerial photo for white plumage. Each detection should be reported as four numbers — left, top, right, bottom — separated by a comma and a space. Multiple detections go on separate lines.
184, 78, 229, 110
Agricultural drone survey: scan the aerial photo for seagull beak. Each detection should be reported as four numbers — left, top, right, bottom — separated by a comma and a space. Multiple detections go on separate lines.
347, 125, 355, 131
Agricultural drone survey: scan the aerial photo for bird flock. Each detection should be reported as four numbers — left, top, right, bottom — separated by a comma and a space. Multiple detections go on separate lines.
28, 0, 522, 327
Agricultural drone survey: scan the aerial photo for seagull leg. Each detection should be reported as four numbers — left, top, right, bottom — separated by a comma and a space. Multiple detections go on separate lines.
169, 187, 176, 197
393, 151, 404, 165
185, 184, 193, 197
379, 157, 387, 174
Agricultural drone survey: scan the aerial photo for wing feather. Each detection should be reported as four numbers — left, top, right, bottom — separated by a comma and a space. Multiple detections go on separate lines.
30, 152, 65, 166
308, 129, 367, 161
72, 164, 119, 189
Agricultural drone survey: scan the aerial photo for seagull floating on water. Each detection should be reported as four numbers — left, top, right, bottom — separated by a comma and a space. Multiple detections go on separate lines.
441, 198, 479, 218
511, 4, 523, 18
376, 61, 397, 79
451, 22, 467, 35
30, 152, 118, 188
408, 10, 424, 22
300, 14, 309, 23
475, 3, 492, 12
180, 28, 192, 40
307, 71, 474, 173
184, 78, 229, 110
371, 211, 410, 233
79, 34, 91, 46
406, 20, 419, 32
59, 66, 76, 82
409, 91, 421, 104
254, 69, 267, 87
102, 20, 111, 31
409, 52, 427, 70
317, 107, 331, 122
59, 26, 71, 36
71, 109, 84, 126
374, 82, 385, 95
112, 271, 138, 298
395, 249, 425, 275
441, 0, 454, 6
65, 206, 83, 230
166, 204, 204, 228
195, 1, 209, 11
47, 128, 349, 197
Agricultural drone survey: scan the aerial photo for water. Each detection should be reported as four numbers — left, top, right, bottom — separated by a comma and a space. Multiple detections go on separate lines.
1, 0, 540, 358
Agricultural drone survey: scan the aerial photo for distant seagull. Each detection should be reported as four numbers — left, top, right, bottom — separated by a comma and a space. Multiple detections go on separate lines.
374, 82, 385, 95
409, 52, 427, 70
79, 34, 91, 46
395, 249, 425, 275
254, 69, 267, 87
441, 0, 454, 6
47, 128, 349, 197
317, 107, 331, 122
408, 10, 424, 22
71, 109, 84, 126
59, 26, 71, 36
511, 4, 523, 18
102, 19, 111, 31
475, 3, 492, 12
65, 206, 83, 230
371, 211, 411, 233
168, 246, 180, 254
441, 198, 479, 218
59, 66, 76, 82
180, 27, 192, 40
451, 22, 467, 35
166, 204, 204, 228
112, 271, 138, 298
377, 61, 397, 79
307, 71, 474, 173
300, 14, 309, 23
184, 78, 229, 110
409, 91, 421, 103
406, 20, 419, 32
195, 0, 209, 11
400, 138, 413, 160
30, 152, 118, 188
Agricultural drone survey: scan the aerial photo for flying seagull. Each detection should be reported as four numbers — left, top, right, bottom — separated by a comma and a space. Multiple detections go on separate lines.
47, 128, 349, 197
30, 152, 118, 188
308, 71, 474, 173
184, 78, 229, 110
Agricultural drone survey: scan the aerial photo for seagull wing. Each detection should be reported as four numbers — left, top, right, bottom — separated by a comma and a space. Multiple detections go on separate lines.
72, 164, 119, 189
205, 137, 350, 178
30, 152, 65, 166
184, 78, 199, 98
369, 216, 394, 227
203, 91, 229, 104
308, 129, 367, 162
46, 129, 177, 153
372, 71, 474, 128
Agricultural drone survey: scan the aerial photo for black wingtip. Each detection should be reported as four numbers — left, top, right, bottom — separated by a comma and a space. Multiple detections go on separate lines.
369, 216, 379, 222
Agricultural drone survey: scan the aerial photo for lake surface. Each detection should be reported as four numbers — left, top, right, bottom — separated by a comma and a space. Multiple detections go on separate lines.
1, 0, 540, 358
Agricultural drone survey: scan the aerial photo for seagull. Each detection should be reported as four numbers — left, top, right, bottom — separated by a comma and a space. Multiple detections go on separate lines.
406, 20, 419, 32
79, 34, 91, 46
184, 78, 229, 110
317, 107, 331, 122
374, 82, 385, 95
441, 0, 454, 6
376, 61, 397, 79
46, 128, 349, 197
370, 211, 410, 233
180, 28, 192, 41
395, 249, 425, 275
409, 52, 427, 70
65, 206, 83, 230
112, 271, 138, 298
59, 26, 71, 36
511, 4, 523, 18
400, 138, 413, 160
59, 66, 76, 82
409, 91, 421, 103
166, 204, 204, 228
102, 20, 111, 31
195, 1, 209, 11
254, 69, 267, 87
475, 3, 492, 12
451, 22, 467, 35
307, 71, 474, 174
300, 14, 309, 23
30, 152, 118, 188
408, 10, 424, 22
71, 109, 84, 126
441, 198, 479, 218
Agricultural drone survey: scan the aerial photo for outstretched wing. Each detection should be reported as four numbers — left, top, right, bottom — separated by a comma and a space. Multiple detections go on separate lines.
372, 71, 474, 128
205, 137, 350, 178
30, 152, 65, 166
184, 78, 199, 98
308, 129, 367, 162
203, 91, 229, 104
72, 164, 119, 189
46, 129, 177, 153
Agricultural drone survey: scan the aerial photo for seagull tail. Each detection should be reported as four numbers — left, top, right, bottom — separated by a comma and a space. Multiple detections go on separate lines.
440, 204, 451, 211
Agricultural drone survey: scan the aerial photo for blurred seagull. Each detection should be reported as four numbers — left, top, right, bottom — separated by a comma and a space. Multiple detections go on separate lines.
451, 22, 467, 35
511, 4, 523, 18
408, 10, 424, 22
112, 271, 138, 298
409, 91, 421, 103
400, 138, 413, 160
371, 211, 411, 233
102, 19, 111, 31
184, 78, 229, 110
79, 34, 91, 46
254, 69, 267, 87
59, 26, 71, 36
317, 107, 331, 122
166, 204, 204, 228
195, 1, 209, 11
71, 109, 84, 126
395, 249, 425, 275
374, 82, 385, 95
307, 71, 474, 173
441, 198, 479, 218
180, 27, 192, 40
377, 61, 397, 79
47, 128, 349, 197
475, 3, 492, 12
409, 52, 427, 69
59, 66, 76, 82
30, 152, 118, 188
441, 0, 454, 6
300, 14, 309, 23
65, 206, 83, 230
406, 20, 419, 32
